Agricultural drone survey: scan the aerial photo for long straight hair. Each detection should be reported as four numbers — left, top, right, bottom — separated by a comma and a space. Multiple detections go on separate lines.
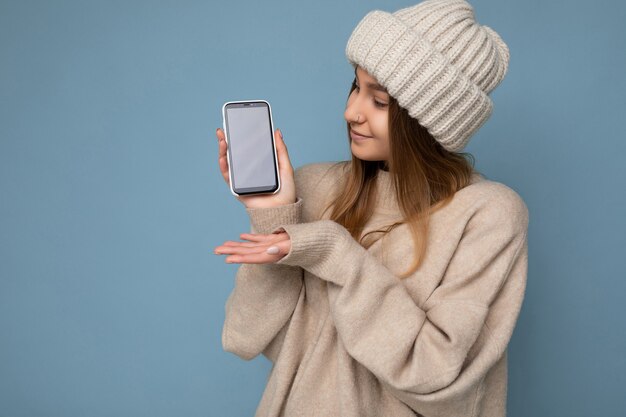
319, 70, 479, 279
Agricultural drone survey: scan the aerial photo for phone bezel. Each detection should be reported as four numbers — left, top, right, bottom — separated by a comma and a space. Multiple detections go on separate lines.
221, 99, 281, 197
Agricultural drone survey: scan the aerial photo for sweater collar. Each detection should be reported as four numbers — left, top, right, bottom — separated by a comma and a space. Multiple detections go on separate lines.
372, 169, 399, 213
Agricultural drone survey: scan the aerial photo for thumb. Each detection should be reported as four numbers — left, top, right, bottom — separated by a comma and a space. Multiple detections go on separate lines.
266, 245, 280, 255
266, 238, 290, 257
275, 129, 292, 171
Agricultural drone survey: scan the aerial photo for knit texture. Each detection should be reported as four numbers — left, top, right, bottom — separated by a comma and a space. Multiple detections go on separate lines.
345, 0, 510, 152
222, 162, 529, 417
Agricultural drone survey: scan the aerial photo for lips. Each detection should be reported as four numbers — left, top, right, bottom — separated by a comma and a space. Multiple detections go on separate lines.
350, 129, 373, 139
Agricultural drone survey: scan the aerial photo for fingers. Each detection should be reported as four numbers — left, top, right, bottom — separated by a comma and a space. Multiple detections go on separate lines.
217, 238, 291, 264
223, 250, 282, 264
216, 243, 265, 255
218, 153, 229, 184
239, 233, 265, 242
222, 241, 261, 248
216, 128, 229, 183
239, 231, 288, 241
215, 232, 289, 250
265, 238, 290, 256
215, 233, 289, 255
274, 129, 293, 173
216, 233, 287, 250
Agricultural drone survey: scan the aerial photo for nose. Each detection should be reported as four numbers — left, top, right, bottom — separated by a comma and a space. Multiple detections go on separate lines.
344, 95, 364, 124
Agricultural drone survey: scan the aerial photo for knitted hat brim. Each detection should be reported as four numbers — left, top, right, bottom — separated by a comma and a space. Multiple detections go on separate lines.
345, 10, 493, 152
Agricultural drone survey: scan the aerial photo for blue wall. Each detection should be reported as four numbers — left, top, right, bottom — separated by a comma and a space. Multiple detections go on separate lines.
1, 0, 624, 416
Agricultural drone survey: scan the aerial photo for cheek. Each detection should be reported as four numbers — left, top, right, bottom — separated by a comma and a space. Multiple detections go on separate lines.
372, 114, 389, 139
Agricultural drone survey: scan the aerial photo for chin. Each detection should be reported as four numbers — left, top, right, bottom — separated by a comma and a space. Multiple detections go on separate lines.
350, 149, 380, 161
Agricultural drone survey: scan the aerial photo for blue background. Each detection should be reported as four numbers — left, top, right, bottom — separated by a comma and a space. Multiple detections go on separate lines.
1, 0, 625, 416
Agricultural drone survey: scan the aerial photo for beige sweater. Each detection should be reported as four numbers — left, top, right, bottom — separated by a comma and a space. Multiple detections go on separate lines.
222, 161, 529, 417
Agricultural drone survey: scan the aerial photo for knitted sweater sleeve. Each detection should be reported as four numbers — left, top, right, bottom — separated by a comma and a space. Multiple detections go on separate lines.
270, 193, 529, 406
221, 196, 304, 362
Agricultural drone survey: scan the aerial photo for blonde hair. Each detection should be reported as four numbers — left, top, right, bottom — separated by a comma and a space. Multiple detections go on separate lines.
320, 72, 480, 279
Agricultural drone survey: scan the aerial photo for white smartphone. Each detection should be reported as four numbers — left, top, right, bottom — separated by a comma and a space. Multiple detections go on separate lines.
221, 99, 281, 197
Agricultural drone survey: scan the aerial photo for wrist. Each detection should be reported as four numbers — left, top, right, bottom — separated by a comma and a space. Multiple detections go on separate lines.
272, 220, 353, 285
246, 197, 303, 234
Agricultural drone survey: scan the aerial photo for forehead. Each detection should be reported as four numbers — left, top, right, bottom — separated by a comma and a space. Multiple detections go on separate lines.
355, 66, 388, 93
355, 66, 376, 81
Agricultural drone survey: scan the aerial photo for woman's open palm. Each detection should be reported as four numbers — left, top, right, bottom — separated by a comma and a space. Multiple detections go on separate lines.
214, 231, 291, 264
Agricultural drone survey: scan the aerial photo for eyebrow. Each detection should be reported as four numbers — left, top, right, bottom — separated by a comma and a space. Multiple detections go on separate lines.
354, 69, 388, 93
365, 82, 388, 93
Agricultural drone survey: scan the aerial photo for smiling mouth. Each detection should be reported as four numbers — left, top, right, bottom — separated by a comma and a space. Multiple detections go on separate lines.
350, 130, 373, 139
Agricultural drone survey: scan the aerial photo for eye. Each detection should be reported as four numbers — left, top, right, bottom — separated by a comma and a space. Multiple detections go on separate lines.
373, 99, 387, 108
354, 81, 388, 109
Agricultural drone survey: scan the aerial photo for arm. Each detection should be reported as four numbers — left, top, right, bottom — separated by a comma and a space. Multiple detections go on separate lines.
221, 197, 305, 362
270, 195, 529, 408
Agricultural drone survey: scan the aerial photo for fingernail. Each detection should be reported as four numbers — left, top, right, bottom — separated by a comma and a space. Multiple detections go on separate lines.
266, 246, 280, 255
278, 129, 283, 139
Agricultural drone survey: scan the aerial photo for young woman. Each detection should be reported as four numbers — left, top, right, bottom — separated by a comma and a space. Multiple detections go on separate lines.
214, 1, 528, 416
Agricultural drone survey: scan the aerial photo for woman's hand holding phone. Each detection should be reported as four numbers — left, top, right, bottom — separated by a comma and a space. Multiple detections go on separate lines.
216, 127, 296, 209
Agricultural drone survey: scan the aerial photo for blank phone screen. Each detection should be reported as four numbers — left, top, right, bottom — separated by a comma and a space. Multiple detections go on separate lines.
224, 103, 277, 193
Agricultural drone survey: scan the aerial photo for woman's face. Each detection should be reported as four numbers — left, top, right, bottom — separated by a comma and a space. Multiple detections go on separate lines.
344, 66, 390, 164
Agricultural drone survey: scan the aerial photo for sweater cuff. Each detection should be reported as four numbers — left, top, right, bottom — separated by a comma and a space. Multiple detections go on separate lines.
270, 220, 353, 286
245, 197, 303, 234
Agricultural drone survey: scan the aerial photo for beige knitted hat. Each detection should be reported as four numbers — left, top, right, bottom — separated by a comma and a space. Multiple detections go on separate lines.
345, 0, 510, 152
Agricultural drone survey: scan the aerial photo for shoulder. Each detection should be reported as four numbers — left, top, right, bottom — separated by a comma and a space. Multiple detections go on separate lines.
294, 161, 347, 182
294, 161, 348, 195
293, 161, 349, 221
452, 175, 530, 236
